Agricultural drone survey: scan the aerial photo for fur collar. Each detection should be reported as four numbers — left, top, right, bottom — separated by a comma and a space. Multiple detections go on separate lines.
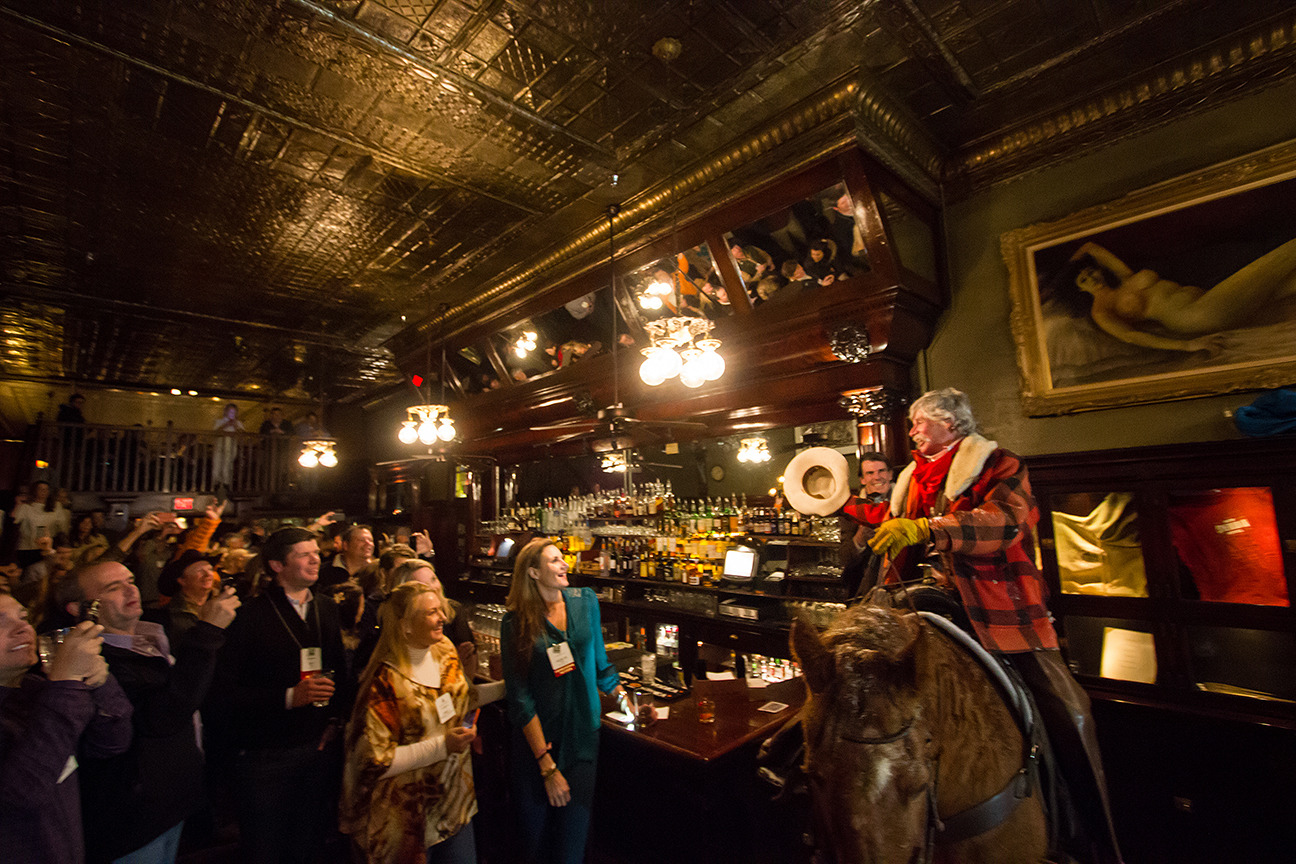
890, 433, 999, 516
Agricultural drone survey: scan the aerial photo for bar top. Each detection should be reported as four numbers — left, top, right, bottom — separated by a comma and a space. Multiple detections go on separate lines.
601, 676, 805, 762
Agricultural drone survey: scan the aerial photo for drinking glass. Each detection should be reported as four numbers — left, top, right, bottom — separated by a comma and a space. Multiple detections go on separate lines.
311, 669, 334, 708
696, 694, 716, 724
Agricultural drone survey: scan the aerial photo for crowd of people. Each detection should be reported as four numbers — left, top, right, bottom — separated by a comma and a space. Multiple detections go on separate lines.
1, 488, 621, 864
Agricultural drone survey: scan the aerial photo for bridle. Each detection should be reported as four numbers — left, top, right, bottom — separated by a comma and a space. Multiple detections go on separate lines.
825, 621, 1044, 864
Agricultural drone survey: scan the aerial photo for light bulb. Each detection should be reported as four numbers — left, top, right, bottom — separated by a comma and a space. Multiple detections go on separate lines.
679, 358, 706, 388
738, 450, 749, 463
515, 347, 526, 358
298, 449, 319, 468
640, 360, 666, 386
437, 419, 456, 441
645, 296, 662, 310
418, 419, 437, 445
398, 421, 418, 444
319, 449, 338, 468
650, 277, 673, 296
699, 349, 724, 380
656, 346, 683, 379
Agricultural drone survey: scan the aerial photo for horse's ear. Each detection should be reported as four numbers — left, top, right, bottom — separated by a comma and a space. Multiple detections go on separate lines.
790, 615, 833, 694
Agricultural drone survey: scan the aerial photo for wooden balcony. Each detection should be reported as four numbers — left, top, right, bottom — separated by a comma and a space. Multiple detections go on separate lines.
30, 421, 300, 497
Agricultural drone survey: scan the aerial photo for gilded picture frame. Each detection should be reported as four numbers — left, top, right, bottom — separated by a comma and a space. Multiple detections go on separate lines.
1002, 139, 1296, 416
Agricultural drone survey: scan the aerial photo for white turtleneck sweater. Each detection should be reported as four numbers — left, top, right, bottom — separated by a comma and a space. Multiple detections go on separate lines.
381, 644, 506, 779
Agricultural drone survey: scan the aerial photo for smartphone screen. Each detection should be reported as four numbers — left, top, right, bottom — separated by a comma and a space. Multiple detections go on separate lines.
463, 708, 480, 728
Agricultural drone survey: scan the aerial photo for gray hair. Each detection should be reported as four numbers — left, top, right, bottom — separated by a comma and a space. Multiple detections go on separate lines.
909, 388, 976, 436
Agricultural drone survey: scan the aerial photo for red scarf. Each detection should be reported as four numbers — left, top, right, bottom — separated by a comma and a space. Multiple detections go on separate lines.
908, 439, 962, 517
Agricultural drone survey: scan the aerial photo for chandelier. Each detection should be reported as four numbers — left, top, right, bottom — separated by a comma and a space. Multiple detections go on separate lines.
601, 451, 630, 473
399, 311, 456, 445
512, 329, 537, 358
736, 436, 771, 463
634, 37, 724, 391
398, 403, 456, 444
298, 437, 338, 468
639, 314, 725, 388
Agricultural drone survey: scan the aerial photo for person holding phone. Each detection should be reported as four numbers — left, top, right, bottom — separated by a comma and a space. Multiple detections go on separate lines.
59, 560, 239, 863
341, 582, 503, 864
501, 538, 625, 864
1, 589, 133, 864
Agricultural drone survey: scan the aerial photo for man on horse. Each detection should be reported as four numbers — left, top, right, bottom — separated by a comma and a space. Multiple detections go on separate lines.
861, 387, 1123, 864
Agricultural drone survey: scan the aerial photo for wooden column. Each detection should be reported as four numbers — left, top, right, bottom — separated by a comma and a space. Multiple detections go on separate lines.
839, 386, 908, 467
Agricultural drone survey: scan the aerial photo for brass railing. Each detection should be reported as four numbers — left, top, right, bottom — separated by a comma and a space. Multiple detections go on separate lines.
32, 421, 299, 495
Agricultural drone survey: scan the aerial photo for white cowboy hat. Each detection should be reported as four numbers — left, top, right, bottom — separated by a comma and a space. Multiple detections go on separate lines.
783, 446, 851, 516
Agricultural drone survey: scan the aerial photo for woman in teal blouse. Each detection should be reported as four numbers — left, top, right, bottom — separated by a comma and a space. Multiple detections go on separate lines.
502, 538, 623, 864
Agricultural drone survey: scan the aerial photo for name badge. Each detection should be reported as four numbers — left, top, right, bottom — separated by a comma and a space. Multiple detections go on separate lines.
299, 647, 322, 678
435, 692, 456, 724
546, 641, 575, 677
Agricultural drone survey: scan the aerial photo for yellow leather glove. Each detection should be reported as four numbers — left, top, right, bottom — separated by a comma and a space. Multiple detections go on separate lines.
868, 517, 931, 558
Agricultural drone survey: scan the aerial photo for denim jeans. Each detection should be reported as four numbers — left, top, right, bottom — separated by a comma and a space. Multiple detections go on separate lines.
111, 821, 184, 864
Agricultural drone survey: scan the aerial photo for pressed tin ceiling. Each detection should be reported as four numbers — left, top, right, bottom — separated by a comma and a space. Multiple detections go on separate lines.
2, 0, 1295, 408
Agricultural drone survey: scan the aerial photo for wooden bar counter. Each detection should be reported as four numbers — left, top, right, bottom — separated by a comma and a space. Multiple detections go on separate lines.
590, 676, 811, 864
600, 676, 804, 761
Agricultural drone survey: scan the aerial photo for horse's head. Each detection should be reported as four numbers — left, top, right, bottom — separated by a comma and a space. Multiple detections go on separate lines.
792, 595, 935, 864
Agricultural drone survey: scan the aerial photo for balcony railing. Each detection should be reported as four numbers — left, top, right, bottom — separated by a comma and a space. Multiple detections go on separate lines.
32, 421, 300, 496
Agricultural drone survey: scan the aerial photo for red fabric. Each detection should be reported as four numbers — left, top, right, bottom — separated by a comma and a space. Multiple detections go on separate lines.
909, 441, 959, 515
841, 496, 891, 528
1168, 488, 1289, 606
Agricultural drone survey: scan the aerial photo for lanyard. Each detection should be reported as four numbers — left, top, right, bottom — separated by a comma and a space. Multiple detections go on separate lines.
268, 588, 321, 652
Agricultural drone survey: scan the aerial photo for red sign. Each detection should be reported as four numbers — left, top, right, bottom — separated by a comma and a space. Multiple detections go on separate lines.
172, 497, 194, 511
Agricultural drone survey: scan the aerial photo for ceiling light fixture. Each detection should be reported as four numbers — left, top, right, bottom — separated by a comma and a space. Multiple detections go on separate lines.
637, 38, 724, 390
601, 451, 630, 473
299, 335, 339, 468
400, 307, 456, 445
512, 329, 537, 359
737, 436, 771, 463
298, 437, 338, 468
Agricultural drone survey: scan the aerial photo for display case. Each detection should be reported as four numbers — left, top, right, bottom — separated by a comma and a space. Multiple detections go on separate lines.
1026, 438, 1296, 727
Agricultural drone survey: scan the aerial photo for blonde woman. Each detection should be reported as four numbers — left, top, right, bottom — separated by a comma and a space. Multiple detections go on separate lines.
502, 538, 624, 864
341, 582, 503, 863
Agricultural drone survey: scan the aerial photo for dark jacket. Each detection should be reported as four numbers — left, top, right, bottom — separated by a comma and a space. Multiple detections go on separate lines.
0, 675, 133, 864
212, 583, 348, 751
80, 622, 225, 862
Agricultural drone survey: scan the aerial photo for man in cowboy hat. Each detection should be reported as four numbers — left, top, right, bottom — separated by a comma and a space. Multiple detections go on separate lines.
866, 387, 1123, 864
159, 548, 226, 646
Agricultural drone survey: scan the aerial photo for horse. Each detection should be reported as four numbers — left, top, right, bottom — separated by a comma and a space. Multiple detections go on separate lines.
790, 591, 1050, 864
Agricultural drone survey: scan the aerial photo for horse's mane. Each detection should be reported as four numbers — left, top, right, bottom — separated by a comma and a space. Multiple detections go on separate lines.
821, 599, 921, 663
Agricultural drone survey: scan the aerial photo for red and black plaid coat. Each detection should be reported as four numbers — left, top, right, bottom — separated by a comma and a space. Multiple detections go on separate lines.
892, 435, 1058, 654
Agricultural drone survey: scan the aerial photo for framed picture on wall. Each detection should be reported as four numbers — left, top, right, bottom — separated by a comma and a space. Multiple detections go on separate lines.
1001, 139, 1296, 416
